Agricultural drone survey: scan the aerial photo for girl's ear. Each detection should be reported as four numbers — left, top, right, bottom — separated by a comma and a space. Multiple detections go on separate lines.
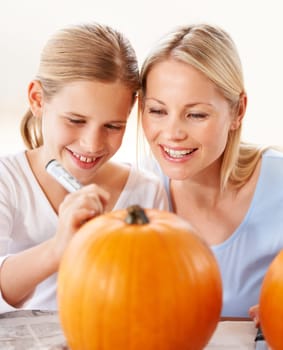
28, 80, 44, 117
230, 93, 247, 130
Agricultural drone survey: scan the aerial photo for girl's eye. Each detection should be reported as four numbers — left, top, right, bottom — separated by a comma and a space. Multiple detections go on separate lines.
68, 118, 86, 124
105, 123, 125, 130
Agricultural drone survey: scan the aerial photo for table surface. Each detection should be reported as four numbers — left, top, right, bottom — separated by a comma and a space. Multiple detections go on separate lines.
0, 310, 268, 349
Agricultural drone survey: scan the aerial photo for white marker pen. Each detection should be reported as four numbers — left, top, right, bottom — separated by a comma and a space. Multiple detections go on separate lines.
45, 159, 82, 193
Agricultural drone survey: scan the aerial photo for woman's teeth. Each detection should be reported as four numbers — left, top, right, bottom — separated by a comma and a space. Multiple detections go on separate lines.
163, 146, 195, 158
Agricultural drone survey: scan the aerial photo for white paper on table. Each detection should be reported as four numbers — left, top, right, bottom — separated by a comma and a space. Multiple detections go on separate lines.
205, 321, 257, 349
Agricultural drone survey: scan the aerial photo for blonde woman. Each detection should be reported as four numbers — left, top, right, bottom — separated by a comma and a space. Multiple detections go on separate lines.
0, 22, 168, 313
139, 23, 283, 318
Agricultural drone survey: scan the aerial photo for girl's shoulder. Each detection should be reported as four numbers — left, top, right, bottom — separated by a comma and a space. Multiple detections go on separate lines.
108, 160, 165, 186
0, 151, 31, 182
112, 162, 169, 211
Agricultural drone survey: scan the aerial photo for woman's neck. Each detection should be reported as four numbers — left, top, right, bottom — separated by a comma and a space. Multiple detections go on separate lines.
170, 158, 227, 209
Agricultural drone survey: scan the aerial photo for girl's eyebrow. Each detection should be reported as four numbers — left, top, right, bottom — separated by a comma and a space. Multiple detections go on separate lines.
64, 112, 89, 118
105, 120, 127, 125
64, 112, 128, 124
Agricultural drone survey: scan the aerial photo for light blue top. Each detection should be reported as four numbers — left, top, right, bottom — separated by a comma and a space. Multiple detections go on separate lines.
146, 148, 283, 317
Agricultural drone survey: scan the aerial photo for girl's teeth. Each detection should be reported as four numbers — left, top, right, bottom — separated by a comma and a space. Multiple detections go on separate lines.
73, 152, 95, 163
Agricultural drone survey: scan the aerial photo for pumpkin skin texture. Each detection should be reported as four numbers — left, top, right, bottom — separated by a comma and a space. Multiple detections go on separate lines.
259, 249, 283, 350
57, 206, 222, 350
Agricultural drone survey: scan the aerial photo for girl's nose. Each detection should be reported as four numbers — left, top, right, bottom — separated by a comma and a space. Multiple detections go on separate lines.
80, 127, 105, 153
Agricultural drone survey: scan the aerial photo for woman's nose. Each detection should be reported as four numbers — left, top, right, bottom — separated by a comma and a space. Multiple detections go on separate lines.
166, 118, 188, 140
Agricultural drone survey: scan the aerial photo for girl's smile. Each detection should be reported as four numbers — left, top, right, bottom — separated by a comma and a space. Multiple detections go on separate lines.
30, 79, 133, 184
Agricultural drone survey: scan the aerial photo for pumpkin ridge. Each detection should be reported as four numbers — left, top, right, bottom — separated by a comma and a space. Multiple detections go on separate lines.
82, 235, 115, 349
163, 232, 211, 349
152, 228, 186, 348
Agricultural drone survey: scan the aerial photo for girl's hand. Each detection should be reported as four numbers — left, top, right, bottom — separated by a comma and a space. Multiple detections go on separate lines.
52, 184, 110, 264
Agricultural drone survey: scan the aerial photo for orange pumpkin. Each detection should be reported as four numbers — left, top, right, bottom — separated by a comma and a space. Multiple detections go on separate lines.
57, 205, 222, 350
259, 249, 283, 350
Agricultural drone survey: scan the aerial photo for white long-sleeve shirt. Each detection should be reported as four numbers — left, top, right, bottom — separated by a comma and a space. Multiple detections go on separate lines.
0, 151, 169, 313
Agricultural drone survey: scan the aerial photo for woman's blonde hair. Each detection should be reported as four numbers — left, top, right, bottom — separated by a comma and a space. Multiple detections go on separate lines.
21, 22, 139, 149
139, 23, 267, 190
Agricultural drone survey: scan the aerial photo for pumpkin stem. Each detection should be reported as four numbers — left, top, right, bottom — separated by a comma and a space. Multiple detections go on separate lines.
125, 205, 150, 224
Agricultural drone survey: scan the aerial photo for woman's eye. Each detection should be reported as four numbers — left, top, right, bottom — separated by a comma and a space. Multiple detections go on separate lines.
148, 108, 166, 115
188, 113, 208, 120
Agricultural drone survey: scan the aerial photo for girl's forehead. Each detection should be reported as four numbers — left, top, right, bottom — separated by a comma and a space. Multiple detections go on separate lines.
45, 80, 133, 121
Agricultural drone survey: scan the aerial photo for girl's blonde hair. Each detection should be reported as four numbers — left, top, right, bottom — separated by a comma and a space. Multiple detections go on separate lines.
139, 23, 267, 190
21, 22, 139, 149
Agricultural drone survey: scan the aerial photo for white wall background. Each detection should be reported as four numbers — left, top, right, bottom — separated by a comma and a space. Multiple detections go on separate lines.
0, 0, 282, 161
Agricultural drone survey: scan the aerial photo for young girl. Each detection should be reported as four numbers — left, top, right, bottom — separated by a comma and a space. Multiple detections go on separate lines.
0, 22, 168, 313
139, 23, 283, 318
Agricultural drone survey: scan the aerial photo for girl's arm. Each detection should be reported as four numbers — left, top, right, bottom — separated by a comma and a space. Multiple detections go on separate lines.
0, 184, 109, 308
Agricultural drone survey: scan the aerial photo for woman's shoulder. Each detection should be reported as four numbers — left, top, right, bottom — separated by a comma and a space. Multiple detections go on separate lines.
255, 147, 283, 194
261, 147, 283, 171
263, 147, 283, 158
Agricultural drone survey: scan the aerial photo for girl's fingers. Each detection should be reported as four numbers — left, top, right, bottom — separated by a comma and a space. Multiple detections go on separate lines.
71, 208, 98, 228
53, 184, 110, 262
61, 184, 110, 212
79, 184, 110, 204
58, 184, 110, 233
